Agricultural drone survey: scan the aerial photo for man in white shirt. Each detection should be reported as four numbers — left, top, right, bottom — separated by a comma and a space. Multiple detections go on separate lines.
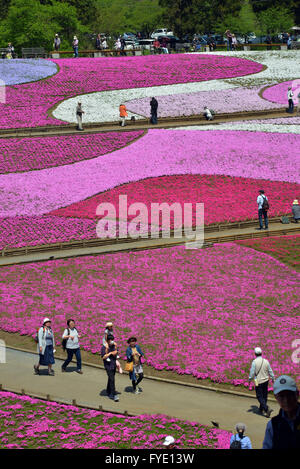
287, 87, 294, 113
203, 106, 213, 121
249, 347, 275, 417
256, 189, 269, 230
61, 319, 83, 374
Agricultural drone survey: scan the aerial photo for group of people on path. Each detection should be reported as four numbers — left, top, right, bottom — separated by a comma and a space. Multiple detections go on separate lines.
119, 97, 158, 127
256, 190, 299, 229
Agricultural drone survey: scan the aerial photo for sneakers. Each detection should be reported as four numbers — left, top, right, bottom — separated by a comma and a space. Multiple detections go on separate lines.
265, 408, 273, 418
34, 365, 40, 375
114, 395, 119, 402
48, 369, 55, 376
133, 389, 139, 394
76, 370, 83, 374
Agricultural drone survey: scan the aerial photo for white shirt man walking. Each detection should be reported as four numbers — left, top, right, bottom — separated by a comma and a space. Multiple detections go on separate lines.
256, 189, 269, 230
76, 102, 84, 131
249, 347, 275, 417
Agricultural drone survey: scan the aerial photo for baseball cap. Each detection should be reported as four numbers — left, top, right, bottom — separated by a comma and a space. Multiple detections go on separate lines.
43, 317, 51, 324
163, 435, 175, 446
273, 375, 297, 395
254, 347, 262, 355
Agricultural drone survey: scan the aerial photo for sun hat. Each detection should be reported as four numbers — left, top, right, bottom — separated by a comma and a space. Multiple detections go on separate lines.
236, 423, 246, 432
43, 318, 51, 325
293, 199, 299, 205
254, 347, 262, 355
163, 435, 175, 446
106, 322, 113, 327
273, 375, 297, 395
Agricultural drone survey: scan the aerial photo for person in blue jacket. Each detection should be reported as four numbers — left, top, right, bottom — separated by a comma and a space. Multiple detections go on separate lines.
126, 337, 145, 394
230, 423, 252, 449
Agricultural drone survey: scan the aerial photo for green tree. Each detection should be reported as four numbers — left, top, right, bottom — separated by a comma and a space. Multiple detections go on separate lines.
257, 6, 295, 34
216, 0, 260, 36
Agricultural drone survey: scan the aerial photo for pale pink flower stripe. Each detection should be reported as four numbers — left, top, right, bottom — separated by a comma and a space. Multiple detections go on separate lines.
262, 80, 299, 105
51, 174, 299, 227
0, 129, 299, 217
0, 55, 263, 129
0, 216, 97, 249
0, 243, 299, 386
126, 86, 280, 117
0, 131, 144, 174
0, 391, 231, 449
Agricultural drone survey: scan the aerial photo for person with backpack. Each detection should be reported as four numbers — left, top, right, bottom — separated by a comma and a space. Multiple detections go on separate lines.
249, 347, 275, 417
256, 189, 269, 230
34, 318, 56, 376
263, 375, 300, 449
230, 423, 252, 449
101, 334, 119, 402
61, 319, 83, 374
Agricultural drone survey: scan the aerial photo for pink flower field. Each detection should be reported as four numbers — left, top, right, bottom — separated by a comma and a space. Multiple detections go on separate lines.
50, 174, 299, 227
0, 131, 144, 174
0, 55, 263, 129
0, 391, 230, 449
262, 80, 299, 105
0, 243, 299, 386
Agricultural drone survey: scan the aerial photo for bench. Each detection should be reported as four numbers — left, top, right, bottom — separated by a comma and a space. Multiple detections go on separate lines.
22, 47, 47, 58
50, 48, 143, 58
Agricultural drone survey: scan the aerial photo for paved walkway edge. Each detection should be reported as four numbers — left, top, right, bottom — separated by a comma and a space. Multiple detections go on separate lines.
4, 345, 276, 402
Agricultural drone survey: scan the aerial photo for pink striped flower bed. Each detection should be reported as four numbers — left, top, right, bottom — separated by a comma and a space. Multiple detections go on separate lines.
0, 55, 263, 129
50, 174, 299, 227
0, 131, 144, 174
0, 243, 298, 386
0, 391, 230, 449
262, 80, 300, 105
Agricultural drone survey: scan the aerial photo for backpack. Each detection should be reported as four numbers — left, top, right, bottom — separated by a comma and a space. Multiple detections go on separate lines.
262, 195, 269, 211
62, 328, 70, 351
230, 434, 242, 449
281, 216, 290, 224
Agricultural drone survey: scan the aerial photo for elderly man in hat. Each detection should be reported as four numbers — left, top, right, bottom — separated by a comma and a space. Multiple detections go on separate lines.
287, 86, 294, 113
263, 375, 300, 448
34, 318, 56, 376
249, 347, 275, 417
292, 199, 300, 223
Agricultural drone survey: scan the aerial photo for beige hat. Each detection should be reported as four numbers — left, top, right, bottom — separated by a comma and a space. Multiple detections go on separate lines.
106, 322, 113, 327
293, 199, 299, 205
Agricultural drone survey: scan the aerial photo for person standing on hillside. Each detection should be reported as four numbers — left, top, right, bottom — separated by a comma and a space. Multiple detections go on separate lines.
150, 97, 158, 124
76, 102, 84, 131
256, 189, 269, 230
249, 347, 275, 418
287, 87, 294, 113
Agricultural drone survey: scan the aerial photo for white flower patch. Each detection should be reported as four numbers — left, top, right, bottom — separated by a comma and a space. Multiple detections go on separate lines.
53, 80, 238, 123
172, 122, 300, 134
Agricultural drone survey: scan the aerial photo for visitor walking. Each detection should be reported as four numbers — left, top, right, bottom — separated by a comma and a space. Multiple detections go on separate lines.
203, 106, 214, 121
34, 318, 56, 376
76, 102, 84, 131
249, 347, 275, 417
96, 34, 102, 50
263, 375, 300, 449
53, 34, 61, 51
101, 334, 119, 401
230, 423, 252, 449
103, 322, 123, 373
150, 97, 158, 124
256, 189, 269, 230
73, 35, 79, 58
126, 337, 145, 394
61, 319, 83, 374
119, 103, 128, 126
292, 199, 300, 223
225, 30, 232, 51
287, 87, 294, 113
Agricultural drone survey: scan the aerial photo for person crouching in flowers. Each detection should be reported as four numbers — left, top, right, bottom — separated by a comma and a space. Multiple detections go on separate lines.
102, 322, 122, 373
34, 318, 56, 376
126, 337, 145, 394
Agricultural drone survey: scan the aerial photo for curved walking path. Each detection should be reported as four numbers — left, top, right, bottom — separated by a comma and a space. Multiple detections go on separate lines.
0, 348, 278, 449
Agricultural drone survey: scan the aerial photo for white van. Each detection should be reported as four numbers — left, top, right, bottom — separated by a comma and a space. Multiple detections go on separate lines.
151, 29, 174, 39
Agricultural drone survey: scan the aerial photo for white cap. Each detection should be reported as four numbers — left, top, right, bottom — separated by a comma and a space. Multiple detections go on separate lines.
163, 435, 175, 446
273, 375, 297, 395
43, 317, 51, 324
255, 347, 262, 355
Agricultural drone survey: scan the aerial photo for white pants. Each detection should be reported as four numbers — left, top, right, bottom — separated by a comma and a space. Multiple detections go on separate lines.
76, 114, 83, 130
120, 117, 126, 126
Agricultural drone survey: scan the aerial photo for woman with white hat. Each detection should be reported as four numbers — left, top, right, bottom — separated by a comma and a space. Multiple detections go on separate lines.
292, 199, 300, 223
72, 35, 79, 58
34, 318, 56, 376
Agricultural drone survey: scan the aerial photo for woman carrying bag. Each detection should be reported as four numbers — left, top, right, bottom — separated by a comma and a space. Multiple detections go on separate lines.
34, 318, 56, 376
125, 337, 145, 394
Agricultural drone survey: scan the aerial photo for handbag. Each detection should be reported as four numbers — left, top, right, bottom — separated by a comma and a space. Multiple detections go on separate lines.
124, 361, 133, 372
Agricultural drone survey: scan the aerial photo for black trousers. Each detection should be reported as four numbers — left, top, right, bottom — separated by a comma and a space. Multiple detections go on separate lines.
132, 373, 144, 390
106, 368, 116, 396
255, 381, 269, 412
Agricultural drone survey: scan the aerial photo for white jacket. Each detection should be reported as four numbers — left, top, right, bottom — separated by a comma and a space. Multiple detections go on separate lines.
37, 327, 55, 355
249, 357, 275, 385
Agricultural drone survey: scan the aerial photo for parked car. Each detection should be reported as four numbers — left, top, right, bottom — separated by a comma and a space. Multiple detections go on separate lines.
151, 29, 174, 39
138, 38, 154, 50
122, 32, 136, 40
123, 39, 140, 50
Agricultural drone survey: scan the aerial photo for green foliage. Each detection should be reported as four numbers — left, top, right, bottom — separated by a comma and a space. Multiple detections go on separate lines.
216, 0, 260, 36
257, 6, 295, 34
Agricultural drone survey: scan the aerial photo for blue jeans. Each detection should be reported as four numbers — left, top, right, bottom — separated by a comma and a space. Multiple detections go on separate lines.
288, 99, 294, 113
227, 41, 232, 51
258, 209, 268, 229
73, 47, 78, 58
62, 348, 82, 370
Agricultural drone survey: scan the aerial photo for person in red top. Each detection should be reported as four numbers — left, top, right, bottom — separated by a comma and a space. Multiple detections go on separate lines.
153, 39, 161, 54
119, 103, 128, 127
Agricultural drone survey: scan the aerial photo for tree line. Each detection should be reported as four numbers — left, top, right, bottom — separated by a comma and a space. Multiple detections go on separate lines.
0, 0, 298, 52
